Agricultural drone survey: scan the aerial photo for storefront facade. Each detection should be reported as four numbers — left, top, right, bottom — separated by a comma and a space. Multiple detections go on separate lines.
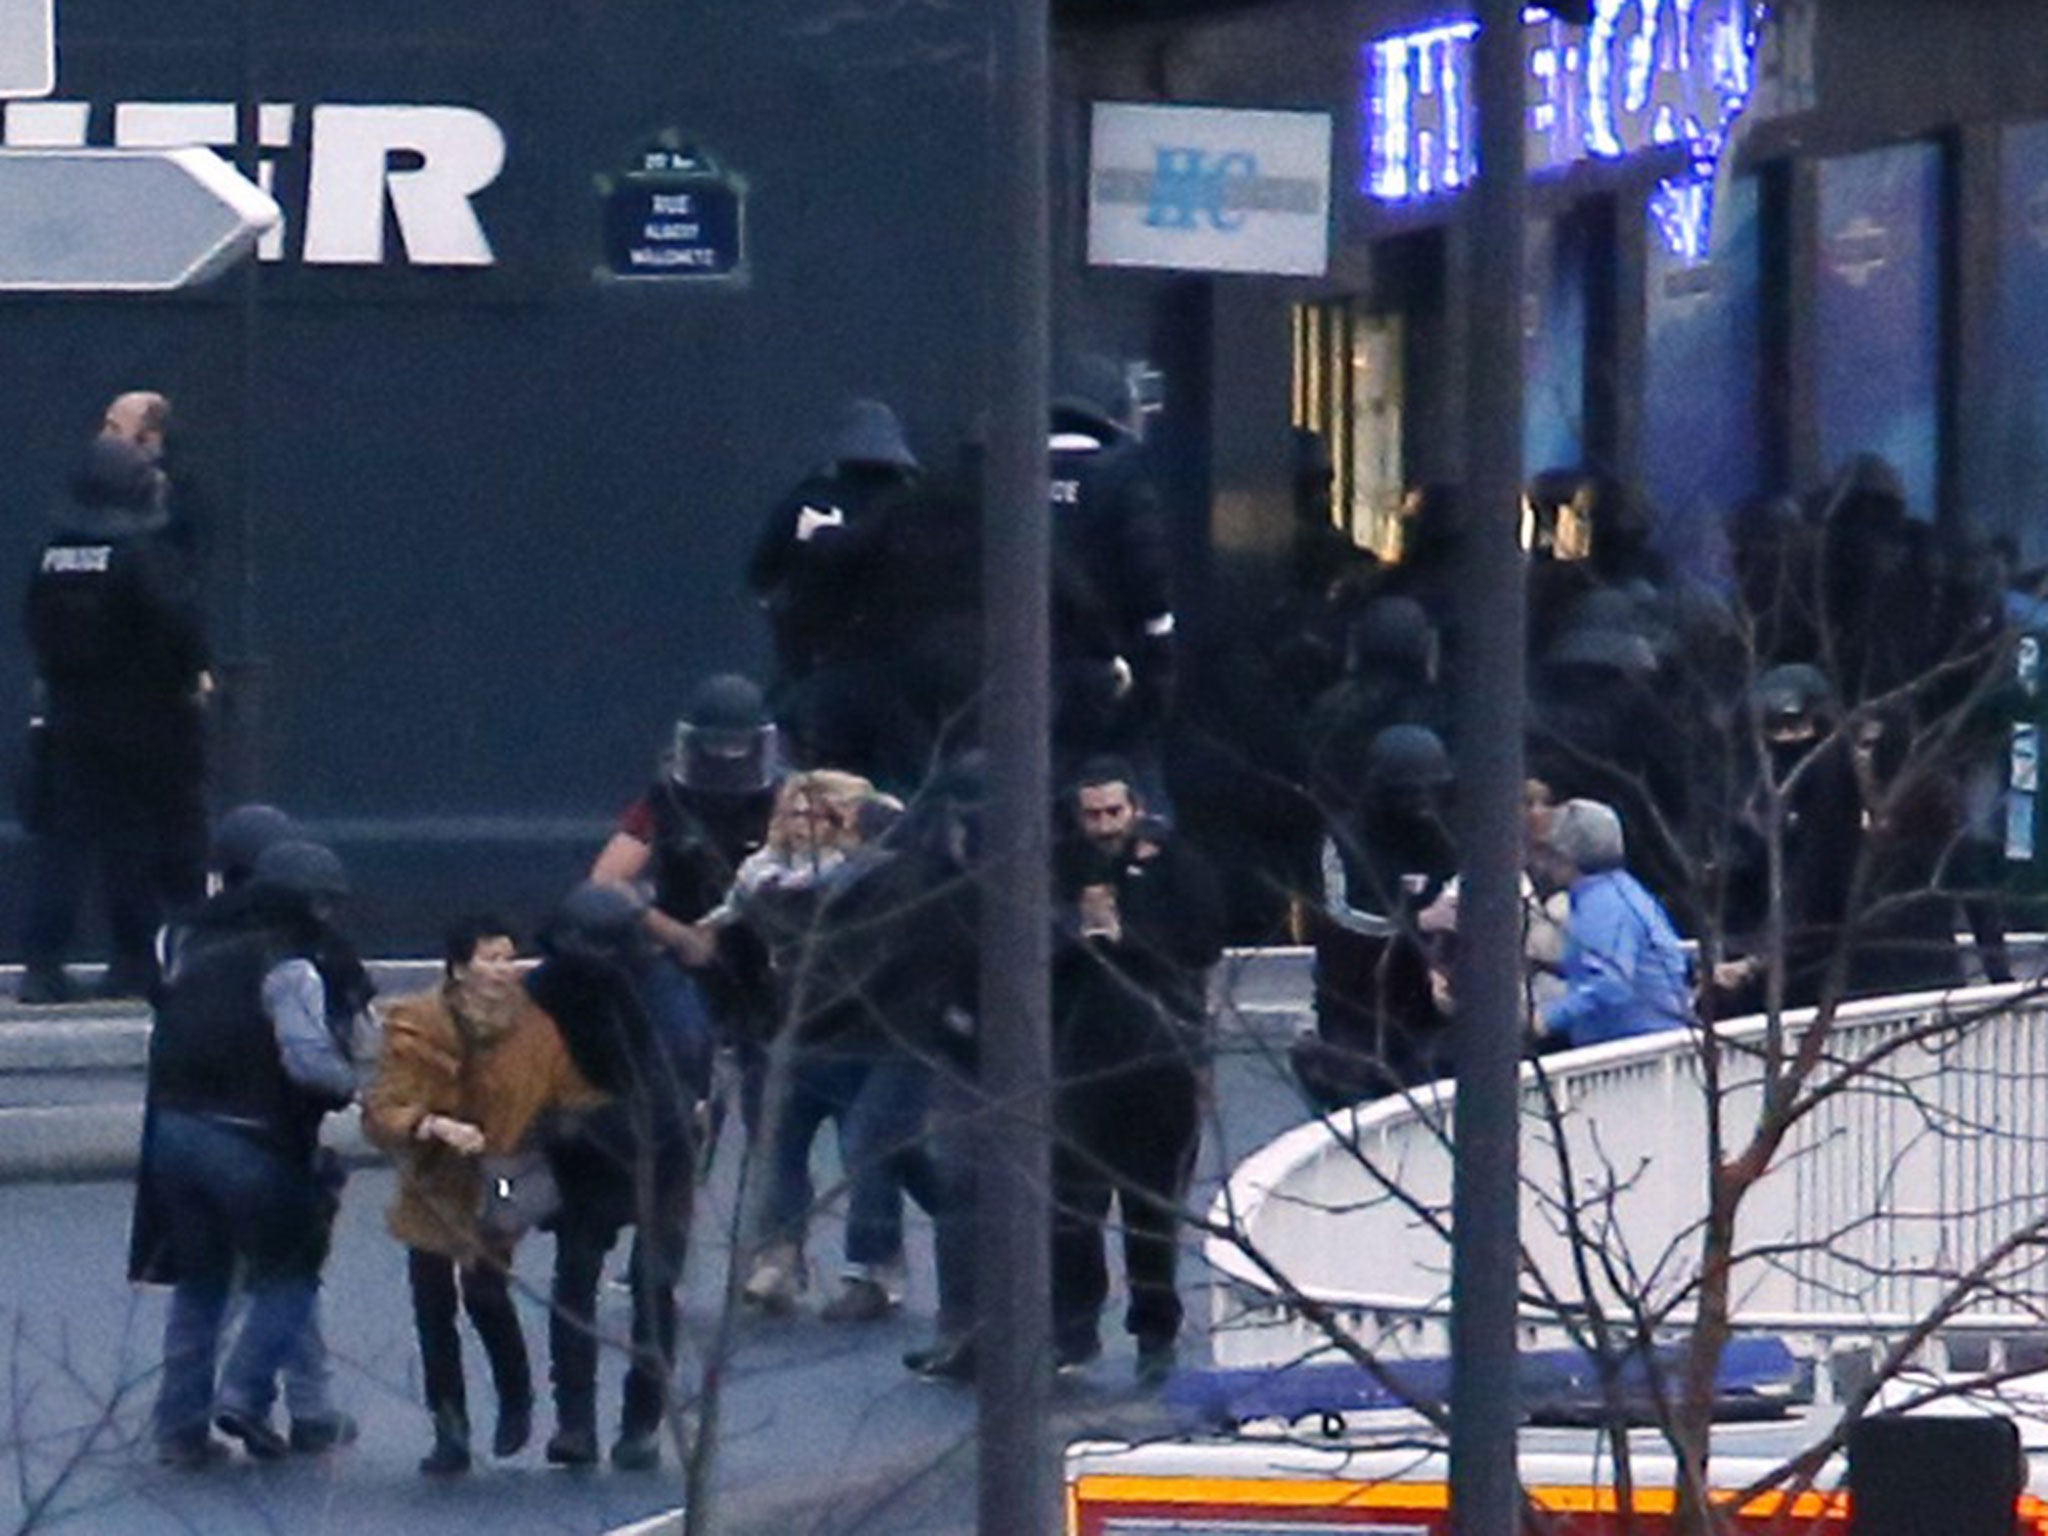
1059, 0, 2048, 593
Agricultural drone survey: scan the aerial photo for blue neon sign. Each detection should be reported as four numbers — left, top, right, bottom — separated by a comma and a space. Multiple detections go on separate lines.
1364, 1, 1761, 260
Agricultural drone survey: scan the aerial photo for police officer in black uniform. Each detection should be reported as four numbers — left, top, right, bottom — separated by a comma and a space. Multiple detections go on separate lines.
590, 674, 781, 1125
135, 840, 365, 1466
748, 399, 926, 779
527, 882, 699, 1472
1049, 354, 1177, 798
21, 436, 209, 1003
1295, 724, 1459, 1109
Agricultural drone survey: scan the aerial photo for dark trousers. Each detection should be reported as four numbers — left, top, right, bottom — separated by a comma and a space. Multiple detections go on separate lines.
24, 728, 204, 976
407, 1247, 530, 1425
549, 1183, 689, 1439
1051, 1063, 1200, 1351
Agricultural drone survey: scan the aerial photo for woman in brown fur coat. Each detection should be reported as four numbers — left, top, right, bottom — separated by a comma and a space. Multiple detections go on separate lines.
363, 916, 602, 1475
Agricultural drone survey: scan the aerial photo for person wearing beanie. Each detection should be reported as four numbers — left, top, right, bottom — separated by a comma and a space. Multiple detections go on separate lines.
1538, 799, 1693, 1049
20, 433, 209, 1003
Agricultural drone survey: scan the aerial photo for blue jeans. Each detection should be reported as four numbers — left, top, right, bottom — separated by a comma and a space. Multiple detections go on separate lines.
150, 1111, 325, 1445
639, 955, 715, 1101
762, 1050, 930, 1268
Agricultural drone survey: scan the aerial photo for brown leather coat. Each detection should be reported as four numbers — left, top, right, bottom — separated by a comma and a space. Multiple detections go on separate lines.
363, 980, 603, 1262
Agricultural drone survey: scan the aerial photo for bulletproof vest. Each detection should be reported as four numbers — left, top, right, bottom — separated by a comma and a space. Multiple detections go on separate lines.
149, 922, 320, 1158
647, 778, 771, 922
26, 536, 123, 680
1049, 438, 1155, 656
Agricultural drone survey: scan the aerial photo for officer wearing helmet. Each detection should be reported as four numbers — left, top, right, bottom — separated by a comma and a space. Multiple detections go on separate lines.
590, 674, 779, 1122
135, 838, 369, 1466
1711, 662, 1863, 1013
1293, 724, 1458, 1109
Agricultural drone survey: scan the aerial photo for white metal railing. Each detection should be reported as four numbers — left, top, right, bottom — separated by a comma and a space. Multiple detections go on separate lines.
1205, 981, 2048, 1373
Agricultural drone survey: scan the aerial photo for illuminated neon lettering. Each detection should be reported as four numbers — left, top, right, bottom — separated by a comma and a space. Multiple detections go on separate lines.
1362, 0, 1759, 259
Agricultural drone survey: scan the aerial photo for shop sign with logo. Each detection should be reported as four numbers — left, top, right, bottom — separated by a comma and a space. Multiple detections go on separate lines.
1088, 102, 1331, 277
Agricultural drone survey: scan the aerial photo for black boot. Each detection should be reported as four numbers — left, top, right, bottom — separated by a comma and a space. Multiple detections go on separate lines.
418, 1408, 471, 1477
493, 1395, 532, 1459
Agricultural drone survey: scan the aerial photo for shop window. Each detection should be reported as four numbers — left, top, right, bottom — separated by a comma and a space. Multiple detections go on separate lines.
1814, 140, 1944, 519
1291, 300, 1405, 557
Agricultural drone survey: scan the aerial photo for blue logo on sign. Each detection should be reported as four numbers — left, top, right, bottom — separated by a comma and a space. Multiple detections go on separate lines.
1145, 147, 1258, 231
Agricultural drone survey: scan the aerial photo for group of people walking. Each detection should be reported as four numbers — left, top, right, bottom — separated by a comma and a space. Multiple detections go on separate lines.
71, 361, 2039, 1479
126, 657, 1223, 1478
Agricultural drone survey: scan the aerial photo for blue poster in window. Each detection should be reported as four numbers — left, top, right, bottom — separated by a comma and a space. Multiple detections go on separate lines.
1815, 143, 1942, 519
1524, 213, 1586, 478
1643, 175, 1760, 579
1984, 121, 2048, 564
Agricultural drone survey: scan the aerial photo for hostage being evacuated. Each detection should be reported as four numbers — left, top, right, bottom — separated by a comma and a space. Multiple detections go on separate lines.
1292, 724, 1458, 1109
364, 916, 604, 1477
525, 881, 699, 1472
1535, 800, 1693, 1050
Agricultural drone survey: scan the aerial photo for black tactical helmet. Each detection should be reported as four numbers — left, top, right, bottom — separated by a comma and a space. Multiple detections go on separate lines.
1364, 724, 1453, 792
1051, 351, 1134, 438
671, 673, 780, 795
71, 436, 161, 512
1347, 596, 1435, 670
1544, 625, 1659, 680
211, 804, 301, 886
543, 880, 649, 964
251, 839, 350, 902
1752, 662, 1834, 724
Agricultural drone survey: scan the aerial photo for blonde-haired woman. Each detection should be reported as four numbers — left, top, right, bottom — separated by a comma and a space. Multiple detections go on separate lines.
722, 770, 927, 1318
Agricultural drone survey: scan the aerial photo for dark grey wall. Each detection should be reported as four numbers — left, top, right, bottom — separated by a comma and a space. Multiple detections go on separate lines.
0, 0, 998, 951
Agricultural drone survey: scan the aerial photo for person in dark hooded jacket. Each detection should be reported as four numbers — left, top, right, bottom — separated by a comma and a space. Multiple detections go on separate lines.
526, 881, 698, 1473
20, 435, 209, 1003
1295, 725, 1459, 1108
749, 399, 929, 782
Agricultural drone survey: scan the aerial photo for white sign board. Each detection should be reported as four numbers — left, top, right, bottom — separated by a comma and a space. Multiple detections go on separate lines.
0, 146, 280, 290
1087, 102, 1331, 277
0, 0, 52, 99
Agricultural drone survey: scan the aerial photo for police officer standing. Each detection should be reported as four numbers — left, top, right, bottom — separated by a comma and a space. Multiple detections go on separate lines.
20, 436, 209, 1002
589, 674, 781, 1127
748, 399, 925, 779
1048, 355, 1177, 797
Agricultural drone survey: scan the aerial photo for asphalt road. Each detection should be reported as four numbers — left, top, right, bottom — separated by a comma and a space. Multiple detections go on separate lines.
0, 1022, 1312, 1536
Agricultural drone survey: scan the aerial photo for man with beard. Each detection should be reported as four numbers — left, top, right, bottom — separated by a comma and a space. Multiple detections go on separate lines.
1050, 757, 1223, 1385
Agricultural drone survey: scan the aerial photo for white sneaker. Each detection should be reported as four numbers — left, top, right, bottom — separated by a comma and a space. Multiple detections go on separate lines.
741, 1242, 807, 1313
